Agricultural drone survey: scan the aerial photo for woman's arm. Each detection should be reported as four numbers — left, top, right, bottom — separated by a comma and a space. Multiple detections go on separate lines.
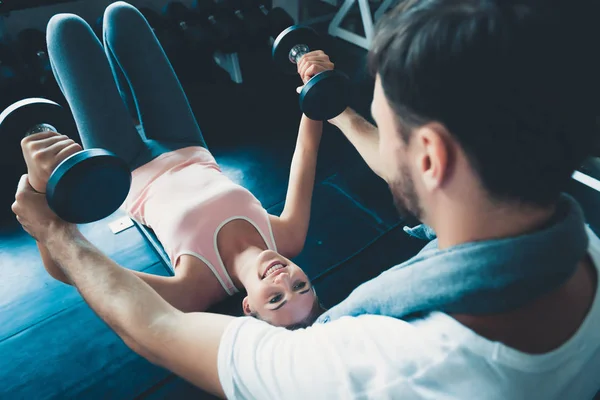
271, 116, 322, 258
296, 53, 384, 179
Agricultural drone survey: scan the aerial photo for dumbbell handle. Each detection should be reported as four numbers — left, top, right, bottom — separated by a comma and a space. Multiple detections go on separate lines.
26, 123, 58, 137
289, 44, 309, 64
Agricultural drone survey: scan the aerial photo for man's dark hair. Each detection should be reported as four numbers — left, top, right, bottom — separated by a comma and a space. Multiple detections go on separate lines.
369, 0, 599, 206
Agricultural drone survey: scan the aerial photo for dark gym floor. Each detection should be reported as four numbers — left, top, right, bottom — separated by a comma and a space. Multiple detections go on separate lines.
2, 21, 600, 400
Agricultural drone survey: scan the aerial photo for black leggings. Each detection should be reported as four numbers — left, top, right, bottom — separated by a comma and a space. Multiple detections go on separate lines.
47, 1, 207, 170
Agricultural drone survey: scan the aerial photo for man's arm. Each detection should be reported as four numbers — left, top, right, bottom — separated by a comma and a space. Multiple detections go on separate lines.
13, 176, 423, 400
329, 108, 384, 178
271, 115, 322, 258
13, 176, 234, 396
43, 223, 231, 398
37, 241, 71, 283
36, 240, 212, 312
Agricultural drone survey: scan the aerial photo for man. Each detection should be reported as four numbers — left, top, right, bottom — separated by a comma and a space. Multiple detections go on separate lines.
13, 0, 600, 399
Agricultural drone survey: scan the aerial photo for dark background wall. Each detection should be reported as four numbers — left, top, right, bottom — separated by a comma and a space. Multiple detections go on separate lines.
0, 0, 300, 39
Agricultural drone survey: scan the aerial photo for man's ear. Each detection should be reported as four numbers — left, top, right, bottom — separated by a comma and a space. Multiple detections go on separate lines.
414, 123, 452, 191
242, 296, 252, 316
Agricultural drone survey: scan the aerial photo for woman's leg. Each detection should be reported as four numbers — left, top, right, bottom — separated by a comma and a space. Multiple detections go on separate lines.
102, 2, 207, 148
46, 13, 146, 166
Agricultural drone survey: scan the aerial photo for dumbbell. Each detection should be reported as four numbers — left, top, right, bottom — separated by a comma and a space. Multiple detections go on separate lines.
226, 1, 293, 44
192, 0, 244, 53
0, 98, 131, 224
272, 26, 349, 121
163, 2, 219, 56
221, 0, 271, 47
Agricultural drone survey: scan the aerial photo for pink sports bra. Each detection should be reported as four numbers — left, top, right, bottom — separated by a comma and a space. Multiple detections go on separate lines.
124, 146, 277, 296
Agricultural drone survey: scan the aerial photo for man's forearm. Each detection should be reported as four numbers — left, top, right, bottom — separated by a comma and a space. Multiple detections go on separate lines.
330, 108, 383, 178
37, 242, 71, 284
40, 224, 231, 397
44, 224, 177, 355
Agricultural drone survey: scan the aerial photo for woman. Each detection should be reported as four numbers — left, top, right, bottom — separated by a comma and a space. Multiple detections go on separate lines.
24, 1, 333, 328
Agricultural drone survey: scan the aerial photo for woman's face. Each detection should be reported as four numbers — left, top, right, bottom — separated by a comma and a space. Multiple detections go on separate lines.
242, 249, 317, 327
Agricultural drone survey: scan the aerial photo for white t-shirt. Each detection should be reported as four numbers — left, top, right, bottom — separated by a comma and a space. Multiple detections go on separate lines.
217, 229, 600, 400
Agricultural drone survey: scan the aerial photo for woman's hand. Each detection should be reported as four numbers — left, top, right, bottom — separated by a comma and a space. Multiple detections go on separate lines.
21, 131, 82, 193
296, 50, 335, 93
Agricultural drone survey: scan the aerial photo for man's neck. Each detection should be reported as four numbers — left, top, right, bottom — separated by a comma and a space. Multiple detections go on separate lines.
452, 253, 597, 353
431, 198, 557, 249
429, 195, 596, 354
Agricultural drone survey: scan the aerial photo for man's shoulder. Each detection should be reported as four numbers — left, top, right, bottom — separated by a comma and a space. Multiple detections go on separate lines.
220, 313, 468, 397
316, 313, 465, 360
228, 313, 462, 355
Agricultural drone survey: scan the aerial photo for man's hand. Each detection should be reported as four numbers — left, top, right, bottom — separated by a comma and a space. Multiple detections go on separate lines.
296, 50, 335, 93
12, 174, 72, 243
21, 131, 82, 193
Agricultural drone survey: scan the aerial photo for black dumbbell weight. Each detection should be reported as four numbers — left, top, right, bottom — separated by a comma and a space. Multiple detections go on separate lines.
272, 26, 349, 121
225, 0, 271, 48
163, 1, 219, 56
245, 2, 293, 40
0, 98, 131, 224
193, 0, 244, 53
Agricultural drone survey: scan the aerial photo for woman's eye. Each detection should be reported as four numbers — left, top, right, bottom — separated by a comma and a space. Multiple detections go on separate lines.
294, 282, 307, 290
270, 294, 283, 304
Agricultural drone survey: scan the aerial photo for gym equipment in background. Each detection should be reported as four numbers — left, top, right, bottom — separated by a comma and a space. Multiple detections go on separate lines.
163, 1, 219, 56
0, 43, 24, 104
93, 6, 231, 86
328, 0, 396, 50
272, 25, 349, 121
17, 29, 53, 88
0, 98, 131, 224
220, 0, 271, 48
192, 0, 245, 54
0, 0, 74, 13
262, 4, 295, 40
216, 0, 295, 46
139, 5, 182, 53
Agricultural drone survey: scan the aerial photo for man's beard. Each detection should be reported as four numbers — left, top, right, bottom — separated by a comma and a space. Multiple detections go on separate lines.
389, 165, 423, 222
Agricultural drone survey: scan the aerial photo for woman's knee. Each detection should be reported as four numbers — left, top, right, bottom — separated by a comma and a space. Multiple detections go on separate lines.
103, 1, 150, 45
46, 14, 92, 51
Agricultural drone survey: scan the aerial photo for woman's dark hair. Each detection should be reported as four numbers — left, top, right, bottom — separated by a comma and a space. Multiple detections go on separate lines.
284, 299, 328, 331
369, 0, 599, 206
251, 296, 327, 330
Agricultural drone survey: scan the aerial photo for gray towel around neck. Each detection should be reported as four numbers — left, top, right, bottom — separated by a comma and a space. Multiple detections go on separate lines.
317, 194, 588, 323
